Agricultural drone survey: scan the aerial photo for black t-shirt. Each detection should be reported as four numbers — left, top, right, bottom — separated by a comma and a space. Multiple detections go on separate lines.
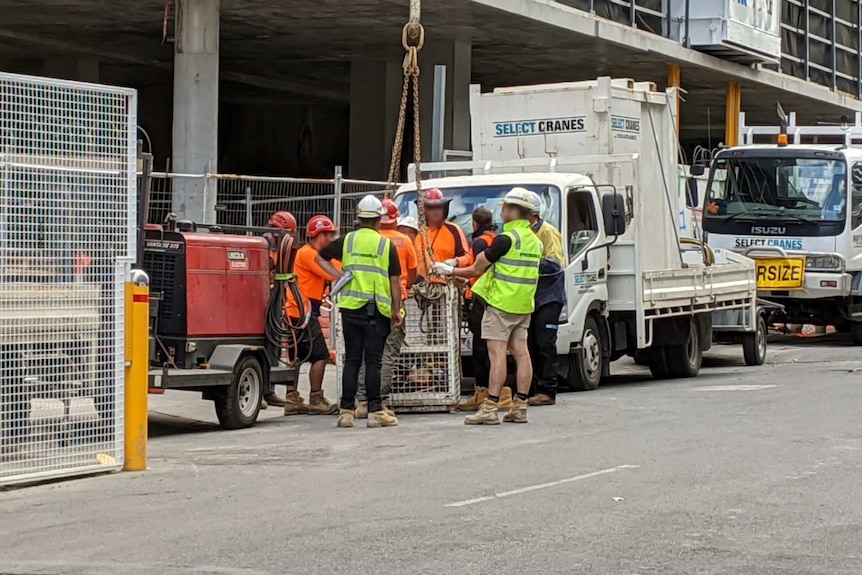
318, 234, 401, 277
482, 234, 513, 264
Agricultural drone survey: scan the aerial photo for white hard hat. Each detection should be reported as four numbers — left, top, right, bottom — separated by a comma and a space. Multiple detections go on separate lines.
527, 191, 544, 214
356, 195, 387, 219
397, 215, 420, 231
502, 187, 536, 211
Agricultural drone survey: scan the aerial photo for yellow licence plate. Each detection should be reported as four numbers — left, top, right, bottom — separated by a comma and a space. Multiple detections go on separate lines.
755, 258, 806, 290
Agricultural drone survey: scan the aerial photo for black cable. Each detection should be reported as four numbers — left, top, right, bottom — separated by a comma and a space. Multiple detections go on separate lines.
264, 231, 315, 365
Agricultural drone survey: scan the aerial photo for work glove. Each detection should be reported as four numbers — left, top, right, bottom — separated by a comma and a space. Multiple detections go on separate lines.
430, 262, 455, 277
443, 258, 458, 267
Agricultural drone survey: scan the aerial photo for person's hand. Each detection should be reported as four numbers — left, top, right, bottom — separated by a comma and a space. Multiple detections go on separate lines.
391, 312, 404, 329
430, 262, 455, 277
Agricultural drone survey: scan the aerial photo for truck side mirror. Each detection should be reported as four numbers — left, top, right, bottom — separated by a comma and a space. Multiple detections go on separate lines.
601, 193, 626, 236
689, 164, 705, 176
685, 178, 699, 208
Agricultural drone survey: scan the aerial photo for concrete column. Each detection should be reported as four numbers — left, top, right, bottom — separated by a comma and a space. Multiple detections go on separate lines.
42, 57, 100, 83
348, 60, 403, 180
172, 0, 219, 222
419, 40, 472, 157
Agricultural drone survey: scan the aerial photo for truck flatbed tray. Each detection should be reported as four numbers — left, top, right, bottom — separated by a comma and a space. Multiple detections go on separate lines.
149, 365, 298, 390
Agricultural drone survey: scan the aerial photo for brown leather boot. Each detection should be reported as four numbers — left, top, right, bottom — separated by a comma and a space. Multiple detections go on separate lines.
497, 387, 514, 410
282, 391, 309, 416
308, 391, 338, 415
456, 386, 489, 412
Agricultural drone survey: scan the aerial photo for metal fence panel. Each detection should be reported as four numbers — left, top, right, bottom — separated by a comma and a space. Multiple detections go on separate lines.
0, 72, 135, 485
334, 285, 462, 412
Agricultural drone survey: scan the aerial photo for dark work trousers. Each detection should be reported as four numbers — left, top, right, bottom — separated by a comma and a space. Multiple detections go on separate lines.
468, 296, 490, 389
529, 301, 563, 398
340, 308, 391, 413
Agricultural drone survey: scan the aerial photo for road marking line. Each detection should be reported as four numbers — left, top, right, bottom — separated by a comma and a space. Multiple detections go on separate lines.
445, 464, 640, 508
694, 384, 779, 392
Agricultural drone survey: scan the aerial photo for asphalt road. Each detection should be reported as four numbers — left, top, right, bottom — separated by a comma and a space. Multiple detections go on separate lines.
2, 335, 861, 575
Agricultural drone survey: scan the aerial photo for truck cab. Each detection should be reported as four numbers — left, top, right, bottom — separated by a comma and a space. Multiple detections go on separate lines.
701, 113, 862, 340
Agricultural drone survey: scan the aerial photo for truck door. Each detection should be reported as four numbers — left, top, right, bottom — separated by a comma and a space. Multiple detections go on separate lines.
564, 188, 607, 325
850, 163, 862, 269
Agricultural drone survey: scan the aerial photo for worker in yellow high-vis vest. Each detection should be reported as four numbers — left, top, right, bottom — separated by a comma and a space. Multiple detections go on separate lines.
316, 195, 403, 429
431, 188, 542, 425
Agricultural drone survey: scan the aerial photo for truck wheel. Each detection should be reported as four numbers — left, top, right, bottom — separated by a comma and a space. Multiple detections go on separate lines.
647, 347, 670, 379
633, 350, 650, 367
743, 315, 768, 366
214, 355, 262, 430
665, 321, 702, 378
567, 316, 603, 391
851, 323, 862, 346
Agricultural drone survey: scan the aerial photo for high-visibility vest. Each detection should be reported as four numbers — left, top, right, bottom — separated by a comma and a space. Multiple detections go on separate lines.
466, 229, 496, 300
472, 220, 541, 315
338, 228, 393, 318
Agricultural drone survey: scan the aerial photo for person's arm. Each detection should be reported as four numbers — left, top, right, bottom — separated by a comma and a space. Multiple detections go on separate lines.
307, 249, 336, 282
405, 240, 418, 288
446, 235, 511, 279
315, 237, 345, 280
471, 237, 489, 259
450, 224, 473, 267
543, 225, 565, 264
387, 244, 403, 327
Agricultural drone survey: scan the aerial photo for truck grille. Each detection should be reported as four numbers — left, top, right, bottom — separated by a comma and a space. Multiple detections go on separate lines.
144, 251, 176, 323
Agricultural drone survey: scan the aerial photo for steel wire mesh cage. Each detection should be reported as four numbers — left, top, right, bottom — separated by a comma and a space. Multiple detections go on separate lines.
334, 284, 462, 413
0, 72, 136, 485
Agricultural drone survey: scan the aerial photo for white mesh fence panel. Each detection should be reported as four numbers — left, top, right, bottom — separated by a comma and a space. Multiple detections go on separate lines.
0, 73, 136, 485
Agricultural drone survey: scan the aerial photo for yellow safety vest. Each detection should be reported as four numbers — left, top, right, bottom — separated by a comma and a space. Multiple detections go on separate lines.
472, 219, 541, 315
338, 228, 393, 318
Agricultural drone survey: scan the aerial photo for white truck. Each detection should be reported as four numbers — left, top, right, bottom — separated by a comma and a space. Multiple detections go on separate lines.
396, 78, 761, 390
694, 111, 862, 343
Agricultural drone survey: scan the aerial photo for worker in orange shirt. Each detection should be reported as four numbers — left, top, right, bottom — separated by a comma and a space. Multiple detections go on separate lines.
281, 215, 340, 416
356, 199, 418, 418
414, 188, 472, 281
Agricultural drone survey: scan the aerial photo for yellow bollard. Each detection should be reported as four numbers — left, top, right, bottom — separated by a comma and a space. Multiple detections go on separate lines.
124, 270, 150, 471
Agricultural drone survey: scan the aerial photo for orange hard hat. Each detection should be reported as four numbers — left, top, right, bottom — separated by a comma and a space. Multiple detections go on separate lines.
421, 187, 449, 207
306, 215, 338, 238
381, 199, 400, 225
268, 211, 297, 233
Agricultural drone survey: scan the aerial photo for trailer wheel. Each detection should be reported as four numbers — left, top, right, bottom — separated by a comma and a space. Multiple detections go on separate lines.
568, 315, 603, 391
214, 355, 262, 430
664, 321, 702, 378
743, 315, 768, 366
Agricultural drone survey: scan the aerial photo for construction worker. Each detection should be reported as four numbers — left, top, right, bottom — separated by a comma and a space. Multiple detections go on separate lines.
457, 206, 507, 411
259, 210, 297, 409
281, 215, 340, 416
356, 199, 418, 418
414, 188, 472, 280
316, 195, 403, 429
397, 215, 419, 243
526, 191, 567, 407
431, 188, 541, 425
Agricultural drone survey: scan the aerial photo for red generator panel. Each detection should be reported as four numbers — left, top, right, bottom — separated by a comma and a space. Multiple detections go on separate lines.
144, 229, 270, 338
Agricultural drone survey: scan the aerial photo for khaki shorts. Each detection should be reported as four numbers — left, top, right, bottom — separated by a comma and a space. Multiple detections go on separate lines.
481, 305, 531, 342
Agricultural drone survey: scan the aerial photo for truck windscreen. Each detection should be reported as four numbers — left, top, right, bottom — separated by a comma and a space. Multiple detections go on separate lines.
396, 184, 561, 238
704, 156, 847, 224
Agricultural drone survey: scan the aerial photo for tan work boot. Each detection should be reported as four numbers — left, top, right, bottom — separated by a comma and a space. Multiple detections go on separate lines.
497, 387, 514, 410
464, 399, 500, 425
282, 390, 310, 416
383, 403, 396, 417
264, 393, 287, 408
503, 398, 529, 423
308, 391, 338, 415
456, 386, 489, 411
528, 393, 556, 407
259, 398, 268, 410
354, 401, 369, 419
336, 409, 354, 428
367, 410, 398, 428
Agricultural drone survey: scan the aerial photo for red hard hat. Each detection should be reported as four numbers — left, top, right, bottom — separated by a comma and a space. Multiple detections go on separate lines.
381, 199, 400, 225
268, 211, 297, 233
422, 187, 450, 207
306, 215, 338, 238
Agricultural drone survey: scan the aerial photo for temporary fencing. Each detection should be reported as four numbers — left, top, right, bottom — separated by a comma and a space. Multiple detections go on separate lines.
0, 72, 136, 485
333, 284, 462, 412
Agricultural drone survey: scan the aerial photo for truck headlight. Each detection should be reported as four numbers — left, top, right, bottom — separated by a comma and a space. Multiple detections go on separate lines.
806, 255, 844, 271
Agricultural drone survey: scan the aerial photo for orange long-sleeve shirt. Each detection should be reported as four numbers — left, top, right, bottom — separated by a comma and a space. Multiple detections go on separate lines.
415, 222, 472, 282
285, 244, 340, 319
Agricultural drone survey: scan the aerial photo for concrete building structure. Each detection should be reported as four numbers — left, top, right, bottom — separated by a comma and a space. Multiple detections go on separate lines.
1, 0, 862, 220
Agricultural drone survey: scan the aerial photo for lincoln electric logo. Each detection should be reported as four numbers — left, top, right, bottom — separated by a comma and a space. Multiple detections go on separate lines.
751, 226, 786, 235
